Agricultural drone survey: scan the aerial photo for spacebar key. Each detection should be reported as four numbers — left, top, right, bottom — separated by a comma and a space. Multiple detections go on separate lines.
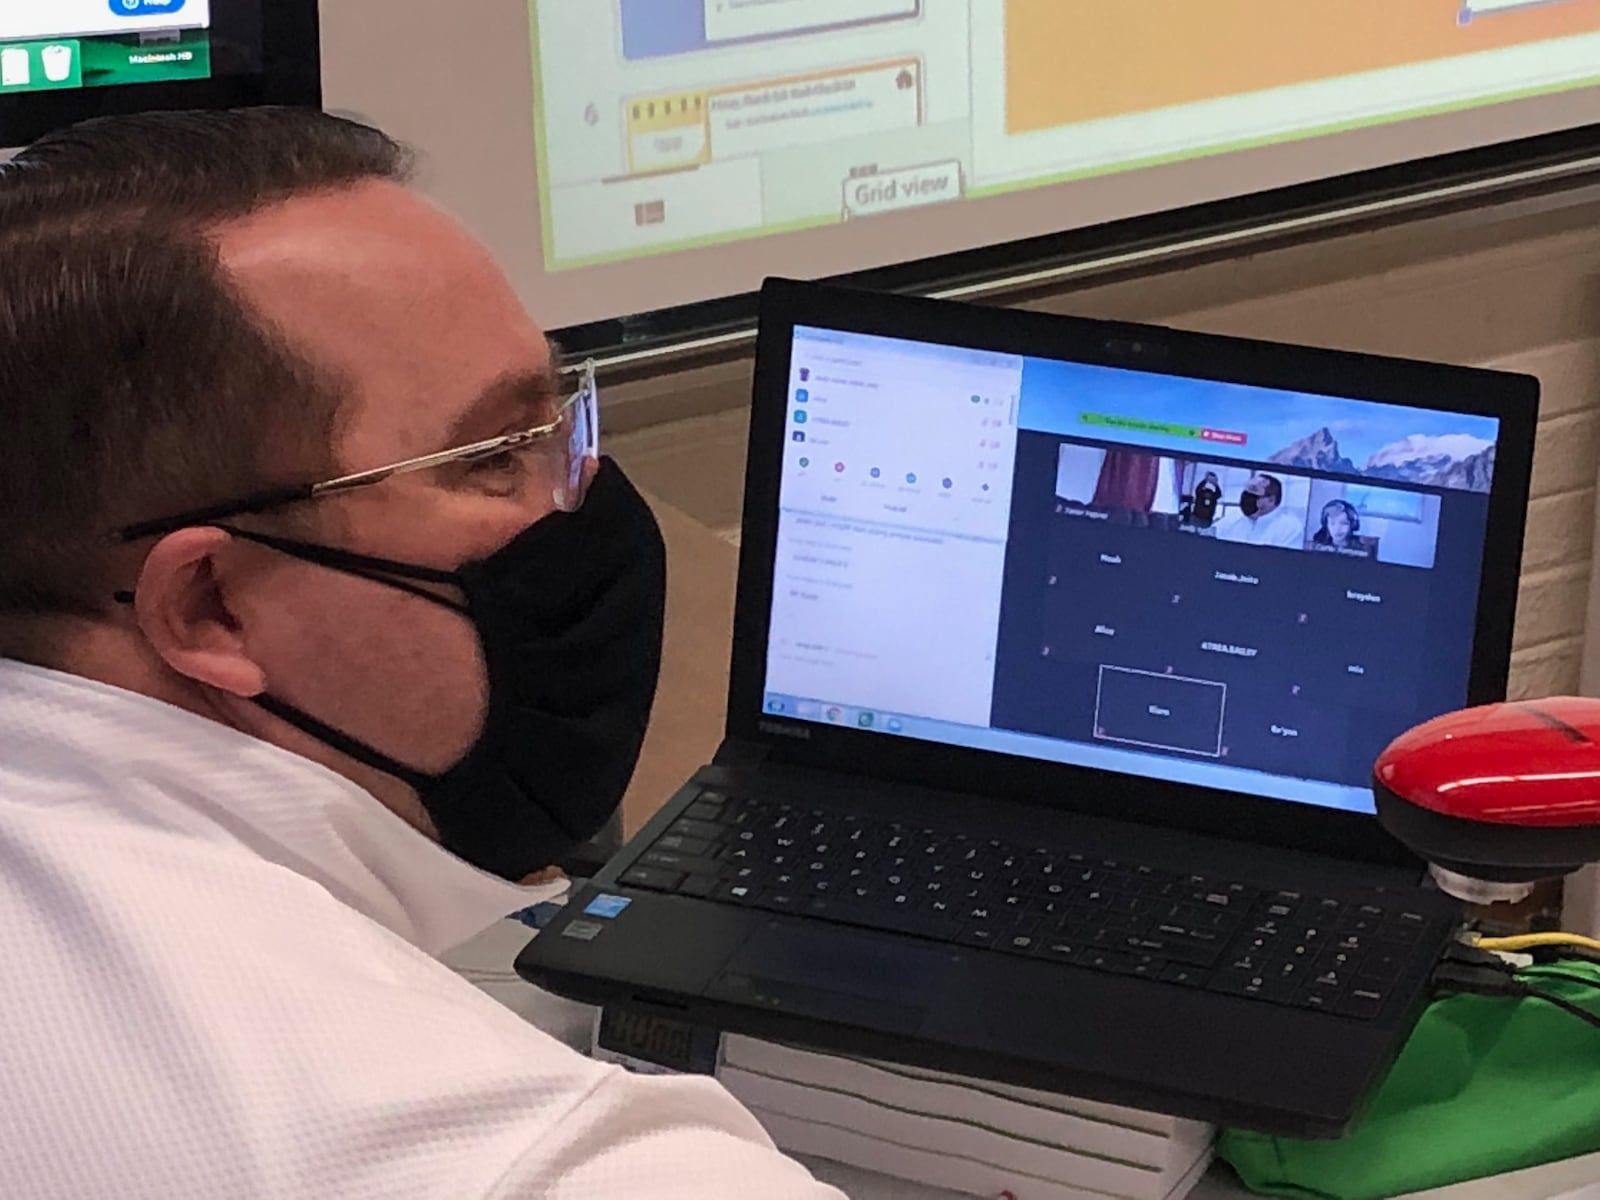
619, 866, 685, 892
873, 908, 961, 942
1152, 927, 1223, 965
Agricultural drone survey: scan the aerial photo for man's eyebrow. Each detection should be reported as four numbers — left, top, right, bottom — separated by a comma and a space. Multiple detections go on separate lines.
443, 358, 564, 444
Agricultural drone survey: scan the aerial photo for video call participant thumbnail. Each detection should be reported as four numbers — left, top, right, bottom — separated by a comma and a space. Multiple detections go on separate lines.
1215, 473, 1304, 549
1308, 498, 1374, 558
1054, 443, 1184, 529
1188, 470, 1222, 528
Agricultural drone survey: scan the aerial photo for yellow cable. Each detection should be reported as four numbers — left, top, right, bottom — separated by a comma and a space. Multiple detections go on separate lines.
1472, 931, 1600, 954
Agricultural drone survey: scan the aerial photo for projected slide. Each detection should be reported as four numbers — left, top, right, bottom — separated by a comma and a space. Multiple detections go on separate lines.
1005, 0, 1600, 132
530, 0, 1600, 272
0, 1, 213, 93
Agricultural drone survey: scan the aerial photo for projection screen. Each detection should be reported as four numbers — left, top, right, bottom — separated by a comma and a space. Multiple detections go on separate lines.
321, 0, 1600, 334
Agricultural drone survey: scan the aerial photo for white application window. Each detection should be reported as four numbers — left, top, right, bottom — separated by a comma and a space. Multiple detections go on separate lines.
765, 330, 1022, 727
0, 0, 210, 41
703, 0, 918, 45
531, 0, 970, 267
779, 330, 1019, 537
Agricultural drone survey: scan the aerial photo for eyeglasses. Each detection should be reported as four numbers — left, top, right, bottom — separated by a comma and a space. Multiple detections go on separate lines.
111, 360, 599, 544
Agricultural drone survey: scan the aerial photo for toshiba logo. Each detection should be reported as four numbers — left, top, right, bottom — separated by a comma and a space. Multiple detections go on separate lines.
758, 720, 811, 740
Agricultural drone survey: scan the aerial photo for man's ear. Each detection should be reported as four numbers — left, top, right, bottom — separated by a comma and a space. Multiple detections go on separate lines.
132, 527, 267, 698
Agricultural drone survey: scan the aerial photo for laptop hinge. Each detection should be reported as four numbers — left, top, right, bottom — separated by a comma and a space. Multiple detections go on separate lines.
712, 736, 771, 770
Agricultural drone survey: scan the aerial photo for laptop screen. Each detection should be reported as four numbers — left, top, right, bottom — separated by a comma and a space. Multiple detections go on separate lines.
760, 325, 1502, 816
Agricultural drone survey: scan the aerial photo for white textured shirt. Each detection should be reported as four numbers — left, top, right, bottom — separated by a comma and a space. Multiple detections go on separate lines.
1214, 505, 1305, 549
0, 660, 841, 1200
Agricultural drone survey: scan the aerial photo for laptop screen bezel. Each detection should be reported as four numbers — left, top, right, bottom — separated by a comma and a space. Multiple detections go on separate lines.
726, 277, 1537, 869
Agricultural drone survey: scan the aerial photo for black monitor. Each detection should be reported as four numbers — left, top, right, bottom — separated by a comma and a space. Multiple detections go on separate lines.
0, 0, 318, 146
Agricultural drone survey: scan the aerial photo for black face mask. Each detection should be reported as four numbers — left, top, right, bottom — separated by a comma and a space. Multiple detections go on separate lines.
1239, 491, 1261, 518
225, 458, 666, 881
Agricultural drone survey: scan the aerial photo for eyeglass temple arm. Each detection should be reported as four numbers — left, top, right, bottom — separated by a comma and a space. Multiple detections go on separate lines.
111, 367, 595, 544
111, 482, 317, 544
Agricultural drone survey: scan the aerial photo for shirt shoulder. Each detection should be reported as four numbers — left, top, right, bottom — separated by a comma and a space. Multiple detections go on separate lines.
1267, 510, 1307, 546
0, 674, 834, 1198
1213, 511, 1251, 541
0, 812, 833, 1199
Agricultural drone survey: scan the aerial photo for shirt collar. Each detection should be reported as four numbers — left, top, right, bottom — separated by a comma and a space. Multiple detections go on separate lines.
0, 660, 563, 955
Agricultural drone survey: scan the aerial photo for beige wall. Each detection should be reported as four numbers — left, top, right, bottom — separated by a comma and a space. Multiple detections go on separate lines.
609, 194, 1600, 701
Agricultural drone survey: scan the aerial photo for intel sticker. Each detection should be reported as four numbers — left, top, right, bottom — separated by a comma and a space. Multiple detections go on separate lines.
583, 894, 633, 920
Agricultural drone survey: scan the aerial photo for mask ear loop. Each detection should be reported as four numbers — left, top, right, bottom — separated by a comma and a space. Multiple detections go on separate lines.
252, 693, 438, 793
113, 525, 471, 613
109, 524, 472, 792
215, 526, 471, 615
214, 526, 472, 787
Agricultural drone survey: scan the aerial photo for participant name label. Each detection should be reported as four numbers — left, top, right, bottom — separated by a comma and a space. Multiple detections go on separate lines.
1202, 641, 1258, 658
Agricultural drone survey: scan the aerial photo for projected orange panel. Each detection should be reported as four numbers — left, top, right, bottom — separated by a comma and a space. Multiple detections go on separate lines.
1005, 0, 1600, 134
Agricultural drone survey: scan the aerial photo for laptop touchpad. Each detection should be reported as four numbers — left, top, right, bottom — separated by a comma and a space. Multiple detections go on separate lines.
708, 921, 953, 1033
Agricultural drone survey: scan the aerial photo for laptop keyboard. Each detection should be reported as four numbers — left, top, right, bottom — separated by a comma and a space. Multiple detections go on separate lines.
617, 790, 1435, 1021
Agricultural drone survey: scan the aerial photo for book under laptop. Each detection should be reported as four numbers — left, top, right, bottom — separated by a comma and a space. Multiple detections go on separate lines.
518, 278, 1538, 1137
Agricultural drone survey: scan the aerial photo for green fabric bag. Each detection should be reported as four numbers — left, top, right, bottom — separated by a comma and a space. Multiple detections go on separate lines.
1217, 961, 1600, 1199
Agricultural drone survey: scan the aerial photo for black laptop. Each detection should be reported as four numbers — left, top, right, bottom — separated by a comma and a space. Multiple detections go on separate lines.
518, 278, 1538, 1137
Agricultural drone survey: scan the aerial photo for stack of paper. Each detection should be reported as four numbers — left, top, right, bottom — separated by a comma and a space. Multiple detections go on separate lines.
593, 1011, 1213, 1200
717, 1036, 1213, 1200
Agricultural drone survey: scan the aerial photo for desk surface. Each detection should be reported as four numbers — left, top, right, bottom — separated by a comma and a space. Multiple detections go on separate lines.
451, 920, 1600, 1200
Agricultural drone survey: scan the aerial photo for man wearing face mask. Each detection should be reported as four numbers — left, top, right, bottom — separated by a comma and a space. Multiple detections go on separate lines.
1214, 471, 1304, 549
0, 109, 841, 1199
